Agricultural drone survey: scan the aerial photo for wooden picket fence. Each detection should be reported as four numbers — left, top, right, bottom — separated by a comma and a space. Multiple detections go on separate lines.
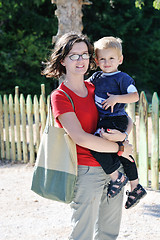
0, 85, 159, 190
126, 92, 159, 190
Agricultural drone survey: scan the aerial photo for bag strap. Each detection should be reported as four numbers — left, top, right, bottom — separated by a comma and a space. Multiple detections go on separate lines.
45, 89, 75, 133
57, 89, 75, 111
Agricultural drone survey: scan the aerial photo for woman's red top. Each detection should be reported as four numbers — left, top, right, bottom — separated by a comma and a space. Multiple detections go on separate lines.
51, 81, 100, 166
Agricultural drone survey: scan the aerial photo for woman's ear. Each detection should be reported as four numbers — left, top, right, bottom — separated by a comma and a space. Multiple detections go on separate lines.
60, 60, 65, 66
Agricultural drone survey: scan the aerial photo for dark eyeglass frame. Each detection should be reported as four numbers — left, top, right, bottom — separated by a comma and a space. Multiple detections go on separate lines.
68, 53, 90, 61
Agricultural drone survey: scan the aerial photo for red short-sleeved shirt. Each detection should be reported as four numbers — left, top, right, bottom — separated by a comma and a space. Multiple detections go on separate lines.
51, 81, 100, 166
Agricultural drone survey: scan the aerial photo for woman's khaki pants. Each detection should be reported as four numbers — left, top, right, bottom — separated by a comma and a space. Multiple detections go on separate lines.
69, 165, 124, 240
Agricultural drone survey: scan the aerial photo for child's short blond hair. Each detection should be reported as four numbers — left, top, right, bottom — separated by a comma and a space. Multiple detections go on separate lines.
94, 36, 123, 58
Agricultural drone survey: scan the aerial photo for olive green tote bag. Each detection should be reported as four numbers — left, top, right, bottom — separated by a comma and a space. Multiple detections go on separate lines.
31, 89, 77, 203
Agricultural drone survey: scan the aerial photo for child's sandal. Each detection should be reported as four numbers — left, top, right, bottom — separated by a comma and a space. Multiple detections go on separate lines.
125, 184, 147, 209
107, 171, 128, 198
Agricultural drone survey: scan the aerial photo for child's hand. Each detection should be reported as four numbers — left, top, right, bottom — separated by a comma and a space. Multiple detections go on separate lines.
102, 93, 119, 112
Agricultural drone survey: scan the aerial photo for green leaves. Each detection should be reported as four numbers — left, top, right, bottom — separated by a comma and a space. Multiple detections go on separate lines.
135, 0, 160, 9
153, 0, 160, 9
135, 0, 145, 9
0, 0, 57, 96
83, 0, 160, 95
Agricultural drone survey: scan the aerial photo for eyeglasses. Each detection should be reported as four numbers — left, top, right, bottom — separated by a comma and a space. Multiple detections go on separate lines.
68, 53, 90, 61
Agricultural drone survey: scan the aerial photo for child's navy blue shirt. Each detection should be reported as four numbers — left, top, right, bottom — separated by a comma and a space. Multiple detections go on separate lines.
88, 71, 136, 119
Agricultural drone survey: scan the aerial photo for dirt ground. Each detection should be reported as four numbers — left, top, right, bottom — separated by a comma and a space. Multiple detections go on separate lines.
0, 163, 160, 240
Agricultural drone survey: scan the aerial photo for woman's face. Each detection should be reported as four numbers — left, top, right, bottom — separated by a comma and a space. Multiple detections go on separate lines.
61, 42, 90, 77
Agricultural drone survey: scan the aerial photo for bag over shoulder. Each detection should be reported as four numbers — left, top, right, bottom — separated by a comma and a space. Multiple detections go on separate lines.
31, 89, 77, 203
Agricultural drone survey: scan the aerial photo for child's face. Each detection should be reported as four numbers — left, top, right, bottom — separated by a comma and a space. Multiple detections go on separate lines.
96, 48, 123, 73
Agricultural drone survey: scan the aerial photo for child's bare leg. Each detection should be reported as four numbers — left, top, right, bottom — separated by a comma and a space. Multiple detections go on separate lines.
108, 170, 128, 198
129, 179, 145, 199
125, 179, 147, 209
110, 170, 119, 182
130, 179, 139, 192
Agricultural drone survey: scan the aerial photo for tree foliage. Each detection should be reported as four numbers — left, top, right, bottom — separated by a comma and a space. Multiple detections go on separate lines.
135, 0, 160, 10
0, 0, 160, 98
0, 0, 58, 96
83, 0, 160, 97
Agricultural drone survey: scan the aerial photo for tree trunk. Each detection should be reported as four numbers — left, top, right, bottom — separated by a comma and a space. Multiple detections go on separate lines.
51, 0, 92, 44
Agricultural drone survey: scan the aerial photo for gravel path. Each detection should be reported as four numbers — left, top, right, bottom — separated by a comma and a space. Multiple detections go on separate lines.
0, 163, 160, 240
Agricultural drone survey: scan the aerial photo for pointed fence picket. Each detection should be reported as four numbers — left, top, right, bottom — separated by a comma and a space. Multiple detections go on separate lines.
15, 94, 21, 162
9, 94, 16, 162
0, 85, 159, 190
0, 95, 5, 159
138, 91, 149, 187
4, 95, 10, 160
20, 94, 28, 163
126, 102, 137, 164
26, 95, 35, 165
151, 93, 159, 190
34, 95, 40, 154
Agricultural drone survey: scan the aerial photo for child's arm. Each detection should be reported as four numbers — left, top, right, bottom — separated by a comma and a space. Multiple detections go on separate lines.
102, 92, 139, 113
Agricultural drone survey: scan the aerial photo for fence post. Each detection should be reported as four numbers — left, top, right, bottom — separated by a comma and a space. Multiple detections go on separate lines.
9, 94, 16, 162
151, 92, 159, 190
138, 91, 148, 187
15, 94, 21, 161
41, 84, 45, 99
40, 95, 46, 133
4, 95, 10, 160
15, 86, 19, 97
127, 103, 137, 164
20, 94, 28, 163
34, 95, 40, 154
0, 95, 5, 159
27, 95, 35, 165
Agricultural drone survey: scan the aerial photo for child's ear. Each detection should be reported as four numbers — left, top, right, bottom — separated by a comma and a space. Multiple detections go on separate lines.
119, 55, 123, 65
95, 58, 99, 66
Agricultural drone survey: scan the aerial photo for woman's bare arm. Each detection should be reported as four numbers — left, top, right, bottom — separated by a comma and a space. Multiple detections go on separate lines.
58, 112, 119, 152
58, 112, 133, 160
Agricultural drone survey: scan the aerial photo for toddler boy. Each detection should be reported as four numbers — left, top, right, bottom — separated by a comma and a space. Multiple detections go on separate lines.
89, 36, 146, 209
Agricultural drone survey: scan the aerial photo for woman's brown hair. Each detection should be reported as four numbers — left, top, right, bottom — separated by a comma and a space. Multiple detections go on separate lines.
41, 32, 96, 79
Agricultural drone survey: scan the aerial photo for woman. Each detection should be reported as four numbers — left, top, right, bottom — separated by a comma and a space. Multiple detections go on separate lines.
42, 32, 133, 240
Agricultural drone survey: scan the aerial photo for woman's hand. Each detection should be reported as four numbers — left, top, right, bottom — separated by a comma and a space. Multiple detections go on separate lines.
100, 128, 126, 142
122, 141, 134, 162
